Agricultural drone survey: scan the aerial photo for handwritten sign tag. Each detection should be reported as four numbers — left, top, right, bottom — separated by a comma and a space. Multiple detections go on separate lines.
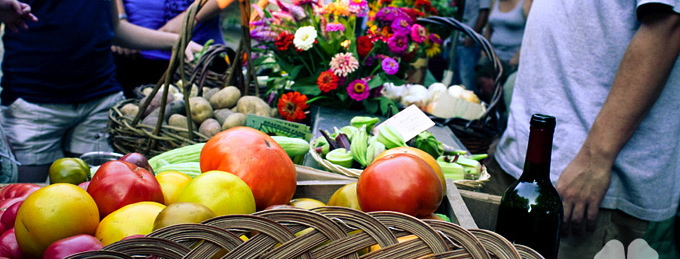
373, 105, 435, 141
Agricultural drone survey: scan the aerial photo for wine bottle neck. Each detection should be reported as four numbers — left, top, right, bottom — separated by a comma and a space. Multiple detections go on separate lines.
520, 126, 554, 182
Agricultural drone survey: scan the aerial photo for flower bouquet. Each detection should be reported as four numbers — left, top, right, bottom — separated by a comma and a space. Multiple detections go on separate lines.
250, 0, 443, 122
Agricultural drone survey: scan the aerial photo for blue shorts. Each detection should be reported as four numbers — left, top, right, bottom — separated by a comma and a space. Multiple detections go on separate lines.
1, 92, 125, 166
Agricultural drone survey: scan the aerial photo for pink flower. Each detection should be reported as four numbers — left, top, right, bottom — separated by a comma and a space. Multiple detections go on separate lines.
326, 22, 345, 32
329, 52, 359, 77
347, 79, 370, 101
410, 24, 427, 43
381, 57, 399, 75
387, 33, 409, 54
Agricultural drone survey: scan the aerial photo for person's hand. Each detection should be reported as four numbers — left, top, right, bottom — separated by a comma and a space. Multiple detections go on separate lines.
0, 0, 38, 32
184, 41, 203, 62
555, 151, 612, 236
158, 13, 185, 34
111, 45, 140, 57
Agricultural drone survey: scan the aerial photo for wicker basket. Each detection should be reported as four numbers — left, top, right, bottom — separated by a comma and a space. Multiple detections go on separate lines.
417, 17, 505, 155
109, 0, 249, 157
173, 44, 238, 89
66, 206, 542, 259
309, 140, 491, 191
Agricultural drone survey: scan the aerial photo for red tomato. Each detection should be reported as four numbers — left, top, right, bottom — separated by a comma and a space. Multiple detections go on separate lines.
200, 127, 297, 210
87, 160, 164, 218
42, 234, 103, 259
0, 184, 41, 201
0, 197, 24, 226
357, 153, 444, 218
0, 201, 22, 230
0, 228, 23, 259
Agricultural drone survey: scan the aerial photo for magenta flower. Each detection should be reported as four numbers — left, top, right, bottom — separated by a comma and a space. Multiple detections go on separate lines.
326, 22, 345, 32
381, 57, 399, 75
410, 24, 427, 43
347, 79, 370, 101
391, 18, 411, 34
348, 0, 369, 17
387, 33, 409, 54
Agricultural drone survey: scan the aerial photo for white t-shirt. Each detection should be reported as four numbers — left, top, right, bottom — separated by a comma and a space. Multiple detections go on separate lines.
495, 0, 680, 221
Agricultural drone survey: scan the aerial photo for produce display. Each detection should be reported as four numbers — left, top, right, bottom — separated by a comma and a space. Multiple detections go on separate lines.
311, 115, 487, 182
121, 84, 279, 138
0, 125, 467, 258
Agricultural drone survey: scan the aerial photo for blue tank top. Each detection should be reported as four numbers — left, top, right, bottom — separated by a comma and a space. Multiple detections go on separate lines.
1, 0, 122, 105
124, 0, 225, 60
488, 0, 527, 62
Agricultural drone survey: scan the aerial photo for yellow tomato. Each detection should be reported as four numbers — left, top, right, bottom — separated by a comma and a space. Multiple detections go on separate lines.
374, 147, 446, 194
289, 198, 326, 210
327, 182, 361, 211
175, 170, 256, 216
15, 183, 100, 258
153, 202, 216, 231
95, 201, 166, 245
155, 171, 192, 205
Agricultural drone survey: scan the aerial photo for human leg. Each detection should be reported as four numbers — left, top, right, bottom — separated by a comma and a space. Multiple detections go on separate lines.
66, 92, 124, 156
1, 99, 79, 182
559, 209, 649, 259
455, 44, 482, 93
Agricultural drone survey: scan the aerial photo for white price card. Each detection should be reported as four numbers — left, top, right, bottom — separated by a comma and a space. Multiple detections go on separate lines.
373, 105, 435, 141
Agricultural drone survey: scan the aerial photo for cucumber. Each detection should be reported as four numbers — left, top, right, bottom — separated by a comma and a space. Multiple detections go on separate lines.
270, 136, 310, 157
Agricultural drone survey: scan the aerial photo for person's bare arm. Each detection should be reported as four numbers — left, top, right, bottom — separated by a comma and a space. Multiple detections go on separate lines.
158, 0, 224, 34
463, 8, 490, 47
110, 0, 202, 60
556, 8, 680, 234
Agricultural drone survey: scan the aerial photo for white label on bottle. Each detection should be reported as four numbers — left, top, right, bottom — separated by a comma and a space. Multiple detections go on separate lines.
373, 105, 435, 141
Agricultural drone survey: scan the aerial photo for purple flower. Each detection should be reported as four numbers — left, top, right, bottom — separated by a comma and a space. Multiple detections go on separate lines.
429, 33, 443, 44
387, 33, 409, 54
391, 18, 411, 34
381, 57, 399, 75
326, 22, 345, 32
348, 0, 369, 17
375, 7, 398, 23
410, 24, 427, 43
347, 79, 370, 101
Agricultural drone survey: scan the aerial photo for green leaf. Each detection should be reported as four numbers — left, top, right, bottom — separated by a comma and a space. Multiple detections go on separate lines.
379, 97, 399, 117
385, 74, 406, 86
363, 99, 379, 114
368, 75, 385, 89
292, 76, 321, 95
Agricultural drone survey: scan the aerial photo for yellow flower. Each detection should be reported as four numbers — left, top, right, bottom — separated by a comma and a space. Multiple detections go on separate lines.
425, 43, 441, 57
341, 39, 351, 49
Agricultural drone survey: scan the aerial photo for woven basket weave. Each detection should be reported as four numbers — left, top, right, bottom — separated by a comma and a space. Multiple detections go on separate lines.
66, 207, 542, 259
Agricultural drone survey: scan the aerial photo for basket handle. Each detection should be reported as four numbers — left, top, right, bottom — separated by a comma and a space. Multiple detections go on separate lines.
417, 16, 504, 127
131, 0, 208, 147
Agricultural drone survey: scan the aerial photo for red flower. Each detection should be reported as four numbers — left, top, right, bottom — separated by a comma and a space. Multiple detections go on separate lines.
415, 0, 432, 8
317, 71, 340, 92
275, 31, 295, 51
277, 91, 310, 122
357, 36, 374, 58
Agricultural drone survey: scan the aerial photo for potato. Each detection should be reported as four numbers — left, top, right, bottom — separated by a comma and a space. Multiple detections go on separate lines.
213, 109, 234, 125
141, 115, 166, 131
168, 114, 196, 138
140, 91, 175, 118
120, 103, 139, 117
203, 87, 220, 101
189, 97, 213, 125
235, 96, 271, 117
270, 107, 280, 118
221, 113, 247, 130
199, 118, 222, 138
209, 86, 241, 110
145, 100, 186, 123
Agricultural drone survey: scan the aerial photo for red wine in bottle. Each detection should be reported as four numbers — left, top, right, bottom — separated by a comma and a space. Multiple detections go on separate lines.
495, 114, 563, 259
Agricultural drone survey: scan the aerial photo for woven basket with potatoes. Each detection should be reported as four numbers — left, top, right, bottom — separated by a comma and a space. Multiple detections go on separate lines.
108, 0, 275, 157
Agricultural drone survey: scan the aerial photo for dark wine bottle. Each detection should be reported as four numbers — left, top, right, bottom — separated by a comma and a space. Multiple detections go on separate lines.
495, 114, 563, 259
